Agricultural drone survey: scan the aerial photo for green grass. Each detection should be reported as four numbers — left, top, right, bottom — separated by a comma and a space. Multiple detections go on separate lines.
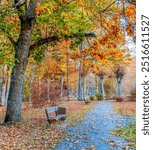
111, 122, 136, 148
113, 108, 134, 117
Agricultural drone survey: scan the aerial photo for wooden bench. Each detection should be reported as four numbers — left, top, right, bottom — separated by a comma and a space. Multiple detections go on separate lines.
84, 99, 91, 104
45, 106, 66, 123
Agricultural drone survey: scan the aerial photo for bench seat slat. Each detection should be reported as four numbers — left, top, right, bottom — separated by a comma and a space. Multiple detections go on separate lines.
49, 114, 66, 121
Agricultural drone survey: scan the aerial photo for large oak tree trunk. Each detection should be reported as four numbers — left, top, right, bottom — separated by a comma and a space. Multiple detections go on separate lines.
4, 21, 33, 123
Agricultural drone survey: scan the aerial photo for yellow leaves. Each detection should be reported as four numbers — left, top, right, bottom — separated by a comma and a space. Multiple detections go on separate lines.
36, 2, 57, 16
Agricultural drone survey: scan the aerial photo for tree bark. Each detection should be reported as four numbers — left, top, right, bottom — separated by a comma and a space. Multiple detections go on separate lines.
117, 76, 122, 97
60, 73, 64, 101
4, 21, 34, 123
5, 74, 11, 104
0, 65, 8, 105
47, 79, 51, 103
78, 75, 85, 100
66, 52, 70, 101
98, 75, 105, 96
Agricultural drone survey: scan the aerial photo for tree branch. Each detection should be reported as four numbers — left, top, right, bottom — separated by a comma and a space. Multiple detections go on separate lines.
29, 32, 96, 56
25, 0, 38, 19
13, 0, 26, 21
29, 36, 59, 56
101, 0, 117, 13
1, 28, 16, 46
7, 35, 16, 46
13, 0, 27, 8
127, 0, 136, 6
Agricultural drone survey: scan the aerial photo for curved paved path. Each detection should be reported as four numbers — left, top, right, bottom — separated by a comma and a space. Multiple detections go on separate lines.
56, 101, 135, 150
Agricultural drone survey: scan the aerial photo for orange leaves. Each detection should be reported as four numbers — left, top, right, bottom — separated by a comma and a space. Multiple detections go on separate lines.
125, 5, 136, 24
126, 24, 134, 36
120, 0, 126, 3
36, 6, 49, 16
69, 52, 80, 60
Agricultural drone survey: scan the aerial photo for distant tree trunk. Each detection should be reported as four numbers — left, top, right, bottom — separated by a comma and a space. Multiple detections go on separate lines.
98, 77, 101, 94
94, 76, 98, 95
77, 44, 85, 101
78, 74, 85, 100
47, 79, 51, 103
1, 66, 7, 105
4, 19, 35, 123
117, 76, 122, 97
0, 65, 10, 105
100, 76, 105, 96
60, 72, 64, 101
1, 80, 7, 105
5, 75, 11, 103
66, 51, 70, 101
85, 81, 88, 96
98, 74, 105, 96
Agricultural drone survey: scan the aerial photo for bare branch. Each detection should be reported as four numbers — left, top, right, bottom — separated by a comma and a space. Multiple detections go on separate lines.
29, 32, 96, 56
127, 0, 136, 6
7, 35, 16, 46
1, 28, 16, 46
101, 0, 117, 13
29, 36, 59, 56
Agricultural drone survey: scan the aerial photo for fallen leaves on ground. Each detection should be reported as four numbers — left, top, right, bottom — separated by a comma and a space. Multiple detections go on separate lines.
114, 102, 136, 116
0, 100, 96, 149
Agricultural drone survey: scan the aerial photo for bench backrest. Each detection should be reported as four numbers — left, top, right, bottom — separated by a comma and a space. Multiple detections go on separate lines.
45, 106, 58, 114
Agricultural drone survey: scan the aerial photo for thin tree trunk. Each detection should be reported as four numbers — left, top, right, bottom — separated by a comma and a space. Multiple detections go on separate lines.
98, 75, 105, 96
78, 70, 81, 100
5, 75, 11, 104
95, 76, 98, 95
98, 77, 101, 94
0, 79, 2, 105
78, 75, 85, 100
101, 78, 105, 96
66, 52, 70, 101
1, 65, 7, 105
100, 76, 105, 96
60, 73, 64, 101
117, 77, 122, 97
81, 76, 85, 100
47, 79, 51, 103
77, 44, 85, 101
